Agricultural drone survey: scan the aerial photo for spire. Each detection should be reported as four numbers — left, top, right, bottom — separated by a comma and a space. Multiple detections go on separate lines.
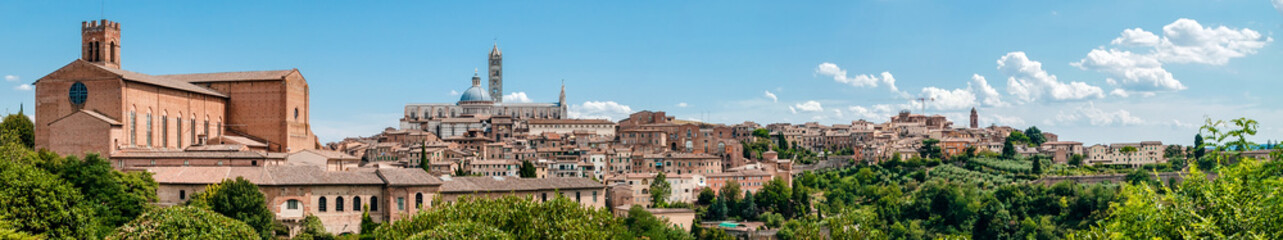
18, 103, 22, 115
490, 42, 501, 56
559, 80, 566, 105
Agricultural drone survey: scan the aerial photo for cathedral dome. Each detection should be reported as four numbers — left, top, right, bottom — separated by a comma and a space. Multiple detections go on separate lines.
460, 85, 493, 103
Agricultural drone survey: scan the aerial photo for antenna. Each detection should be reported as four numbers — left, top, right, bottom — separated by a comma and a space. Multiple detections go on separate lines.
916, 97, 935, 114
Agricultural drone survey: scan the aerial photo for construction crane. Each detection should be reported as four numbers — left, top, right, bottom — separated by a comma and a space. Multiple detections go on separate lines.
916, 97, 935, 114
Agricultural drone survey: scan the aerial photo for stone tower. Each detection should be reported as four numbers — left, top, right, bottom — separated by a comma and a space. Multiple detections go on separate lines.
970, 107, 979, 129
489, 43, 503, 103
82, 19, 121, 69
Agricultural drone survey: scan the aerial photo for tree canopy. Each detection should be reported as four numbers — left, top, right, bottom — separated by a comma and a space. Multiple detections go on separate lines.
107, 206, 258, 240
187, 177, 275, 239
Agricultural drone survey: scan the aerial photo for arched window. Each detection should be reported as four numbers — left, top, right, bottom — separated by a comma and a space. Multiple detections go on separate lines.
353, 196, 362, 211
370, 196, 379, 212
110, 42, 117, 63
160, 112, 169, 148
318, 197, 328, 212
129, 110, 137, 145
336, 197, 345, 212
179, 190, 186, 200
415, 193, 423, 209
190, 117, 196, 144
175, 114, 183, 147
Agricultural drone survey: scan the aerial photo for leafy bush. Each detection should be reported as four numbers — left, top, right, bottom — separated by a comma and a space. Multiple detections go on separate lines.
375, 195, 677, 240
107, 206, 258, 239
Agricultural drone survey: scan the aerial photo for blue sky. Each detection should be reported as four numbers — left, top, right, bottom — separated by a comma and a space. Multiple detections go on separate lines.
3, 1, 1282, 145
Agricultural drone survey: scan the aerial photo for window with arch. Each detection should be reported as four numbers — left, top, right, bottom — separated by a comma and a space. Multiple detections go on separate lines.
318, 197, 327, 212
370, 196, 379, 211
110, 42, 117, 63
294, 108, 299, 120
203, 117, 209, 139
353, 196, 362, 211
161, 113, 168, 148
129, 111, 137, 145
176, 116, 183, 146
336, 197, 345, 212
415, 193, 423, 209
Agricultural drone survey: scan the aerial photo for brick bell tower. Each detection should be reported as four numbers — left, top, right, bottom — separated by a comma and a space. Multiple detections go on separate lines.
82, 19, 121, 69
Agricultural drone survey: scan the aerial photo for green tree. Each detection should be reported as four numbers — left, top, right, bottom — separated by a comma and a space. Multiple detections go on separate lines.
1082, 159, 1283, 239
108, 206, 258, 240
360, 205, 377, 240
756, 178, 790, 215
187, 177, 275, 239
1069, 154, 1085, 167
419, 142, 429, 173
624, 205, 694, 240
0, 160, 96, 239
752, 128, 770, 139
1007, 131, 1030, 146
1193, 133, 1206, 159
650, 172, 672, 208
0, 108, 34, 149
1002, 140, 1017, 159
58, 154, 158, 236
695, 227, 734, 240
1031, 155, 1044, 174
1024, 126, 1045, 146
375, 195, 661, 239
789, 179, 811, 218
919, 138, 942, 159
697, 187, 716, 206
740, 191, 758, 221
723, 179, 744, 213
293, 215, 333, 240
1118, 146, 1139, 155
707, 196, 728, 221
518, 160, 537, 178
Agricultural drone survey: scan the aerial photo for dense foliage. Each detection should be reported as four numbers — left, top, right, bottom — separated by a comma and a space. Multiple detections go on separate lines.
0, 111, 33, 149
650, 172, 672, 207
374, 195, 691, 240
186, 177, 276, 239
107, 206, 258, 239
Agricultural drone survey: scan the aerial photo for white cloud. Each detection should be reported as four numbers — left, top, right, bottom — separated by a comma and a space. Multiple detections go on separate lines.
987, 114, 1027, 127
13, 84, 32, 91
969, 74, 1005, 106
1275, 0, 1283, 17
847, 105, 897, 121
3, 75, 17, 82
998, 52, 1104, 103
449, 90, 460, 96
503, 92, 533, 103
920, 87, 976, 110
1111, 28, 1161, 46
1076, 19, 1268, 95
1109, 89, 1130, 98
1053, 102, 1144, 126
832, 109, 844, 118
568, 101, 632, 120
815, 63, 904, 95
1073, 48, 1185, 92
677, 102, 689, 108
763, 90, 778, 103
1152, 18, 1271, 65
793, 101, 823, 113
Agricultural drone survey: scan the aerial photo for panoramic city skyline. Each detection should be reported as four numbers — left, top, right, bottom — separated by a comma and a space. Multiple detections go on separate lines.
3, 1, 1282, 145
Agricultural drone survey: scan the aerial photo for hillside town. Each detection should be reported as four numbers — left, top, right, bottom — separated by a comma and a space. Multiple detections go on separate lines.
6, 15, 1282, 240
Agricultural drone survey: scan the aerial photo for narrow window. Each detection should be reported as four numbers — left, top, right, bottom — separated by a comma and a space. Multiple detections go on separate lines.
162, 116, 168, 148
288, 200, 299, 210
319, 197, 328, 212
110, 42, 116, 63
179, 190, 186, 200
397, 197, 405, 211
145, 113, 152, 146
176, 117, 183, 147
336, 197, 345, 212
415, 193, 423, 209
353, 196, 362, 211
370, 196, 379, 211
129, 111, 136, 145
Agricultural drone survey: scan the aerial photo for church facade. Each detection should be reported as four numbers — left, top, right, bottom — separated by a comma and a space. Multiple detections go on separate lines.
399, 44, 567, 138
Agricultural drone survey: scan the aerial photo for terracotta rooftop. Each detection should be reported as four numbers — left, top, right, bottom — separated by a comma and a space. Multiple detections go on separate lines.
438, 176, 603, 193
146, 166, 386, 186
